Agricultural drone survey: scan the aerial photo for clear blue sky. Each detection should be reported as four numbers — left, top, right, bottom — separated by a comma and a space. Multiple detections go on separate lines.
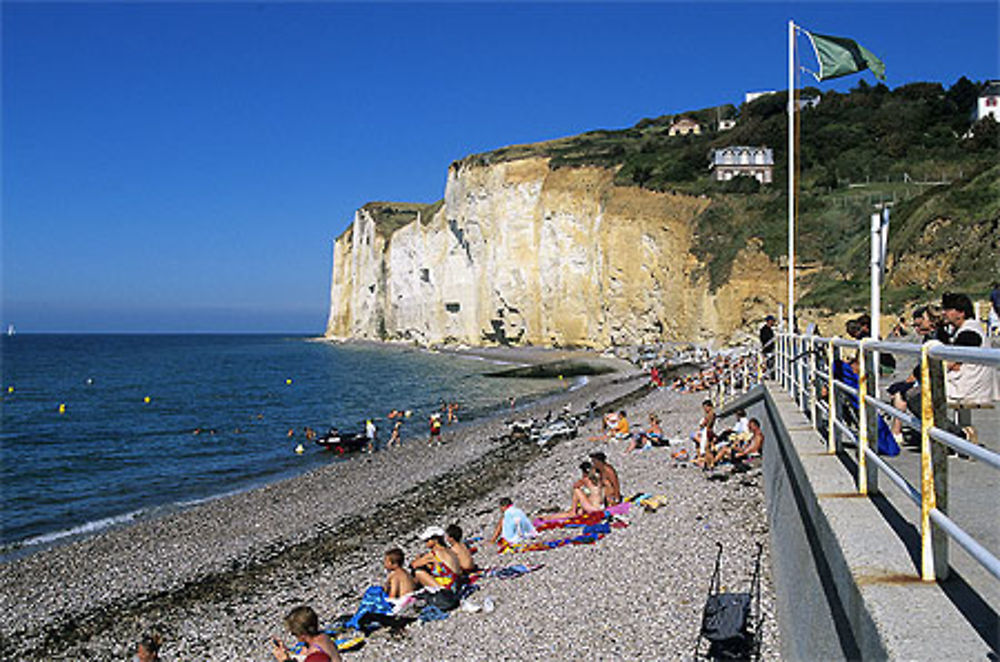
3, 2, 997, 333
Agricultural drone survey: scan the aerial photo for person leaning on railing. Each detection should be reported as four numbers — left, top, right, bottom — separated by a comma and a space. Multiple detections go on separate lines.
886, 305, 961, 446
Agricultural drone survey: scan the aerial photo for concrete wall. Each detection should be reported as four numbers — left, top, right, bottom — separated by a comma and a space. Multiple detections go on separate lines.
724, 385, 995, 660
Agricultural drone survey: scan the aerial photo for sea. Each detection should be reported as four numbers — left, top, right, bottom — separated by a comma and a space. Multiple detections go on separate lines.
0, 334, 566, 558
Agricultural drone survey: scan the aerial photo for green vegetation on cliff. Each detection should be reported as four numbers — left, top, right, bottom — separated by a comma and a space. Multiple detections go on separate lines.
457, 78, 998, 310
358, 200, 444, 240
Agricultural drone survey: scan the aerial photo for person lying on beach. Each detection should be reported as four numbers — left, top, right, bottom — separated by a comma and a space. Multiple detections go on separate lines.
490, 497, 538, 545
704, 418, 764, 469
445, 524, 479, 575
589, 452, 621, 506
411, 526, 461, 591
271, 605, 341, 662
384, 547, 417, 605
624, 414, 664, 453
135, 630, 163, 662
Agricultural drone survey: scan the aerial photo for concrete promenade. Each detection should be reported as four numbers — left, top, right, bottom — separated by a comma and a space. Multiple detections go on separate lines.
733, 381, 998, 659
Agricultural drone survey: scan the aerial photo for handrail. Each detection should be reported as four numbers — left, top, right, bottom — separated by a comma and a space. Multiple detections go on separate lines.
771, 331, 999, 584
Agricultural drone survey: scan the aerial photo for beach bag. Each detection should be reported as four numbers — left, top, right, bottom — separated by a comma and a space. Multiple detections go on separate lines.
425, 588, 460, 612
701, 592, 753, 659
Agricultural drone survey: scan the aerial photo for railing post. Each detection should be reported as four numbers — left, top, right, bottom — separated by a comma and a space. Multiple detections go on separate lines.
809, 336, 817, 426
827, 338, 837, 454
857, 339, 877, 494
920, 341, 949, 581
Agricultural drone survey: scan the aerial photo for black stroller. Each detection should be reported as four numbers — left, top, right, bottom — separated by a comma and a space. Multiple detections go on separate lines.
694, 542, 764, 661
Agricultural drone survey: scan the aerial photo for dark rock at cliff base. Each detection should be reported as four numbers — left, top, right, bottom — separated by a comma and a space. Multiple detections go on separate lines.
484, 359, 616, 379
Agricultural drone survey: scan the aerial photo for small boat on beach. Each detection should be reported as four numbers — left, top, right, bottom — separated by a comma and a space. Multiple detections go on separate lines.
315, 427, 369, 455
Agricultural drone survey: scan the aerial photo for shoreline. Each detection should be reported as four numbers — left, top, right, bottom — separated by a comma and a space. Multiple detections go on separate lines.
2, 344, 779, 660
1, 342, 617, 562
0, 348, 651, 658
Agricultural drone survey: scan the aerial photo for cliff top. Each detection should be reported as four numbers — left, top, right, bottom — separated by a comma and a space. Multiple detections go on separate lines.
355, 200, 444, 240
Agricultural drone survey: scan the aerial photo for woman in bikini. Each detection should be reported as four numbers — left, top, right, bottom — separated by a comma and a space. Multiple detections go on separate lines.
411, 526, 461, 591
552, 465, 604, 519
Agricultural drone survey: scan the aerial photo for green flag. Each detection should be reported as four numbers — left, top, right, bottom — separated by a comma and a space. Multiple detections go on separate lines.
804, 31, 886, 81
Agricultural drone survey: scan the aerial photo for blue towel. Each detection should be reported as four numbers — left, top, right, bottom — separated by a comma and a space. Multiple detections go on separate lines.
419, 604, 450, 622
345, 585, 393, 630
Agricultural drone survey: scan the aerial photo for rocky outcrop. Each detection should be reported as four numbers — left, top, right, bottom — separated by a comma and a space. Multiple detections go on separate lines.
326, 157, 786, 348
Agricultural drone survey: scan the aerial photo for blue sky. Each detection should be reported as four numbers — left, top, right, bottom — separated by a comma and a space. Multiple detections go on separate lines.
3, 2, 997, 333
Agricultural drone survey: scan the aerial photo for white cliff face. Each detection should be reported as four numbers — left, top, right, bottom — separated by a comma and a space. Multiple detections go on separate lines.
326, 157, 785, 348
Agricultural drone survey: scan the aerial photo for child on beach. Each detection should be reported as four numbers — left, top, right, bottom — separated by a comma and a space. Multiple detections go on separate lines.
383, 548, 417, 606
490, 497, 538, 545
270, 606, 341, 662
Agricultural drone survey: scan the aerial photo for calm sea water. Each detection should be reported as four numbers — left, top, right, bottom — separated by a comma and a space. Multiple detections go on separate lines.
0, 335, 563, 555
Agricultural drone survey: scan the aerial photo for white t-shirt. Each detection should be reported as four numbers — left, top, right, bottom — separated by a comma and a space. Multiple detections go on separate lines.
945, 319, 998, 404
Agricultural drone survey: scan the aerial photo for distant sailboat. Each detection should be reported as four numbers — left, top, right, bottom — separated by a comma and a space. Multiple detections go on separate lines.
6, 324, 14, 337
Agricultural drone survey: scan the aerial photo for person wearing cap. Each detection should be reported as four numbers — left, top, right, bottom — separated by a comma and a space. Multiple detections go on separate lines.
411, 526, 460, 591
760, 315, 777, 377
489, 497, 537, 546
589, 452, 621, 506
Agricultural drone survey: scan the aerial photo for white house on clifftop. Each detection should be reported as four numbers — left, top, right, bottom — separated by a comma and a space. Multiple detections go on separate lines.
709, 146, 774, 184
975, 80, 1000, 122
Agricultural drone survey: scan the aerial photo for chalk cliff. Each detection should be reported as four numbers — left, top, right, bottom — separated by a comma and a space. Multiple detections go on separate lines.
326, 157, 785, 348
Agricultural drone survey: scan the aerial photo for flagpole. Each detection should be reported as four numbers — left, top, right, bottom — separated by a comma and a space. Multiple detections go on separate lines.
787, 19, 796, 335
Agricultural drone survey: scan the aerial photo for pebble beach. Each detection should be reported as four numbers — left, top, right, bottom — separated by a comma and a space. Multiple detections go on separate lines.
1, 349, 779, 661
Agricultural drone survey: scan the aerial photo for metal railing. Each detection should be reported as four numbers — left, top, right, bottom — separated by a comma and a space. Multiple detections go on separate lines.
731, 332, 1000, 584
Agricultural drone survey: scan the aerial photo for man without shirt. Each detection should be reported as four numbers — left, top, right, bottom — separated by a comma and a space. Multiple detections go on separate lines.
444, 523, 478, 575
589, 451, 621, 506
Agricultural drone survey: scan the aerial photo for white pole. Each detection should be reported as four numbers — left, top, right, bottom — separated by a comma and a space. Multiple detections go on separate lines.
871, 211, 881, 391
788, 19, 796, 335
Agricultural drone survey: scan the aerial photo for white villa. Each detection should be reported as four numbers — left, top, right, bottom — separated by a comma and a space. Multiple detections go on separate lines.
975, 80, 1000, 122
709, 146, 774, 184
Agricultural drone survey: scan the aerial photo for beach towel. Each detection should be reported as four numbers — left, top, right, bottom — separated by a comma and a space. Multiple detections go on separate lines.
498, 532, 606, 554
344, 586, 393, 630
532, 502, 631, 530
482, 563, 545, 579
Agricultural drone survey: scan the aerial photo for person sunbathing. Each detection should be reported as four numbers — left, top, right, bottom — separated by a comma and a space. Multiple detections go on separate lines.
625, 414, 664, 453
411, 526, 461, 591
445, 523, 478, 575
271, 606, 341, 662
551, 466, 604, 519
589, 452, 622, 506
706, 418, 764, 469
